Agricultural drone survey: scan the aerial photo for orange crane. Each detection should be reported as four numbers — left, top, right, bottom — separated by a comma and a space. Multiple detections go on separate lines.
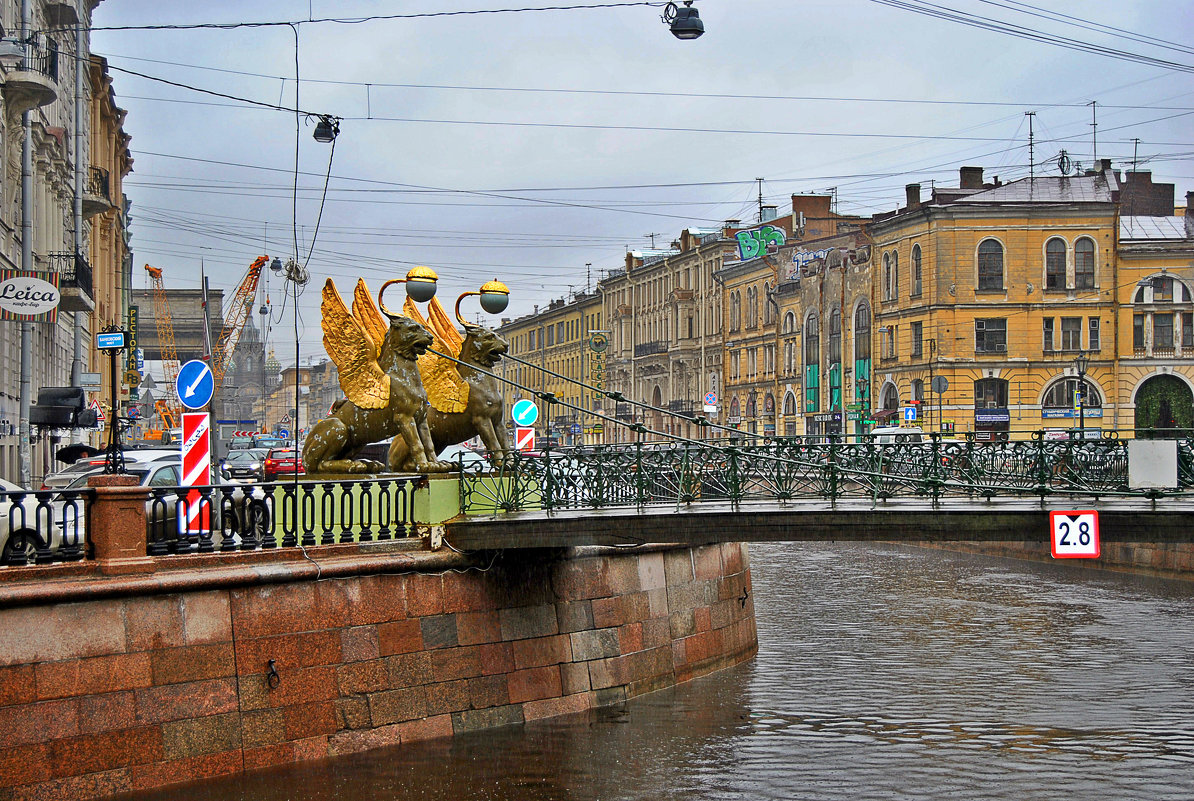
211, 255, 269, 389
144, 264, 181, 439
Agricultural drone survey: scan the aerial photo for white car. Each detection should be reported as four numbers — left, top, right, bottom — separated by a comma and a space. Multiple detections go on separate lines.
437, 444, 490, 471
41, 448, 179, 491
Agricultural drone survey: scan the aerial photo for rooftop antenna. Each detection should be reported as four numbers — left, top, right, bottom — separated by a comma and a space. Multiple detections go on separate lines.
756, 177, 765, 223
1025, 111, 1036, 182
585, 263, 592, 293
1131, 137, 1140, 172
645, 233, 662, 248
1088, 100, 1098, 164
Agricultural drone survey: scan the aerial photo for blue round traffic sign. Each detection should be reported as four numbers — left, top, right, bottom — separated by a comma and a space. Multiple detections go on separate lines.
511, 398, 539, 426
176, 359, 214, 410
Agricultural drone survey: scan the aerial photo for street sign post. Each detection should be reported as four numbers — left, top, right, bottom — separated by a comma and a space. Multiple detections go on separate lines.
181, 412, 212, 535
903, 406, 918, 422
511, 399, 539, 427
1049, 510, 1100, 559
515, 426, 536, 452
176, 360, 214, 410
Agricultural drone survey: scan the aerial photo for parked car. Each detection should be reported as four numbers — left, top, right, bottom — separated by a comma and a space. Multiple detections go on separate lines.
437, 444, 489, 471
263, 447, 304, 481
41, 449, 180, 491
60, 458, 269, 546
221, 448, 267, 481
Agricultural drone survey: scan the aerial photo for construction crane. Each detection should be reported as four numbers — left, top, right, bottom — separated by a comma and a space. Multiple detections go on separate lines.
211, 255, 269, 388
144, 264, 181, 439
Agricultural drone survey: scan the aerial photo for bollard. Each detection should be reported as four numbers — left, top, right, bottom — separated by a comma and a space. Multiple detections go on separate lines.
86, 474, 154, 575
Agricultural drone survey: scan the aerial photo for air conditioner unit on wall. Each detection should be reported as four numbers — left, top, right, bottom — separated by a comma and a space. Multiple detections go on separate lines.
995, 344, 1007, 353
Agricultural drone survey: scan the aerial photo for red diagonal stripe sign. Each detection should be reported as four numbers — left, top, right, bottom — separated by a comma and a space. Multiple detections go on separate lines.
515, 426, 535, 452
182, 412, 211, 534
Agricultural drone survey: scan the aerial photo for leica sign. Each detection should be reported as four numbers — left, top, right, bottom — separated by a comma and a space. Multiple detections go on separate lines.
0, 275, 61, 315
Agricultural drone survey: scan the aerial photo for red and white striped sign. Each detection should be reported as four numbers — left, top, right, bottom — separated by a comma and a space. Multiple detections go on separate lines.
515, 426, 535, 452
181, 412, 211, 534
231, 430, 255, 438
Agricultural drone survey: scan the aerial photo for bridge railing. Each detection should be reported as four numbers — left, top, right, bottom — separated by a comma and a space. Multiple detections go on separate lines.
458, 433, 1194, 512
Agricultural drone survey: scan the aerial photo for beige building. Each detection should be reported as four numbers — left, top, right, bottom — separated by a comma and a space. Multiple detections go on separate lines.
0, 0, 112, 484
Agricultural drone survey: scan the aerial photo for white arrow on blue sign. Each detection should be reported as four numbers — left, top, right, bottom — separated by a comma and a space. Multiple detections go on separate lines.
511, 398, 539, 426
176, 359, 214, 410
903, 406, 918, 422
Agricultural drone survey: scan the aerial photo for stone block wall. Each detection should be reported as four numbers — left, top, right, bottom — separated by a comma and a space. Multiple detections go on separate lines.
914, 540, 1194, 579
0, 542, 756, 799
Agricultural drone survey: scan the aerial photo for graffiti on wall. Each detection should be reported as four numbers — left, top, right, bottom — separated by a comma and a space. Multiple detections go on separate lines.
735, 225, 786, 261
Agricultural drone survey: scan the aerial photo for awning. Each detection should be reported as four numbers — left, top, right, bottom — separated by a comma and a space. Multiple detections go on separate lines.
55, 443, 102, 464
873, 408, 899, 421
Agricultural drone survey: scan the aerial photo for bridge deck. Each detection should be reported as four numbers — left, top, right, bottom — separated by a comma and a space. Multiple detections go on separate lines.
444, 497, 1194, 550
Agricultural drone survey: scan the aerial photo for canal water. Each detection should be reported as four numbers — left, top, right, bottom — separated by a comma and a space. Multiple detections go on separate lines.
122, 543, 1194, 800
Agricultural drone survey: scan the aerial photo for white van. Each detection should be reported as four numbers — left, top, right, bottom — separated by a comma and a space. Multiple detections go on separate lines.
870, 426, 924, 444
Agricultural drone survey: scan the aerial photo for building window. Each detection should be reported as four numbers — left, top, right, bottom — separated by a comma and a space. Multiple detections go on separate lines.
784, 341, 795, 375
783, 391, 797, 415
911, 321, 923, 357
829, 309, 842, 366
1045, 238, 1066, 290
1089, 318, 1100, 352
882, 253, 892, 301
783, 311, 796, 334
1074, 237, 1096, 289
911, 378, 924, 403
1061, 317, 1082, 351
1043, 378, 1102, 409
804, 313, 820, 366
974, 378, 1009, 408
1185, 313, 1193, 350
975, 318, 1007, 353
977, 239, 1004, 291
854, 303, 871, 361
1155, 313, 1175, 351
1043, 317, 1055, 352
911, 244, 922, 297
1134, 314, 1145, 352
731, 350, 740, 380
881, 325, 897, 360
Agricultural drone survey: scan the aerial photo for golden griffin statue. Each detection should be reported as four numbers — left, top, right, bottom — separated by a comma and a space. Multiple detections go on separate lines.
301, 270, 511, 475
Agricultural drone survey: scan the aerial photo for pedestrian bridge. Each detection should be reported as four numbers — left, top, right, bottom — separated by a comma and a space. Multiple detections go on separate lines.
445, 436, 1194, 550
3, 436, 1192, 568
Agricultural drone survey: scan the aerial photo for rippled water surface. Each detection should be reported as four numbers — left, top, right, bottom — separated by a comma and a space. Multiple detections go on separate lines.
122, 544, 1194, 800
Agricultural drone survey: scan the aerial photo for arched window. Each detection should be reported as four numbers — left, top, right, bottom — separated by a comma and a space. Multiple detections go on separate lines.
804, 312, 820, 366
1074, 237, 1096, 289
783, 341, 795, 375
1134, 276, 1192, 304
1045, 238, 1066, 290
730, 291, 741, 331
763, 282, 773, 325
729, 396, 740, 419
911, 244, 922, 296
1043, 377, 1102, 409
783, 391, 797, 415
891, 251, 899, 299
978, 239, 1004, 291
882, 253, 892, 301
911, 378, 924, 403
881, 383, 899, 411
826, 309, 841, 367
854, 302, 871, 361
783, 311, 797, 334
974, 377, 1009, 408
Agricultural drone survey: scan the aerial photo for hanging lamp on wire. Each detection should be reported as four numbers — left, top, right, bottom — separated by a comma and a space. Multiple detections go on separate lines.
662, 1, 704, 40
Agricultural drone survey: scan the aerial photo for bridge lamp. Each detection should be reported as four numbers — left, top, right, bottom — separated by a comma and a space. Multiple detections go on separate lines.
1074, 351, 1089, 439
312, 115, 341, 143
661, 1, 704, 39
455, 279, 510, 325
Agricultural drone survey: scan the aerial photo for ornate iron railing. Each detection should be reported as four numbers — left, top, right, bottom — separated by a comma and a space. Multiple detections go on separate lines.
460, 434, 1194, 513
146, 477, 420, 555
1, 487, 89, 566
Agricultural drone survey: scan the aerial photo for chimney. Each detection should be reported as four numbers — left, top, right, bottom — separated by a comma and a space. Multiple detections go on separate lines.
761, 205, 778, 222
905, 183, 921, 210
1100, 158, 1113, 173
1186, 191, 1194, 239
959, 166, 984, 189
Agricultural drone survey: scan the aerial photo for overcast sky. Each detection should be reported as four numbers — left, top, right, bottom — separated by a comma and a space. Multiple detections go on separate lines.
90, 0, 1194, 366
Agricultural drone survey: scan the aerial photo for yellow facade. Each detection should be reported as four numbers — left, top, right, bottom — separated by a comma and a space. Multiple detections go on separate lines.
499, 292, 603, 446
870, 167, 1193, 439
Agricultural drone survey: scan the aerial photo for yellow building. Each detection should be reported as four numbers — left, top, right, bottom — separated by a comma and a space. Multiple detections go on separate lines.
499, 291, 602, 446
868, 164, 1191, 439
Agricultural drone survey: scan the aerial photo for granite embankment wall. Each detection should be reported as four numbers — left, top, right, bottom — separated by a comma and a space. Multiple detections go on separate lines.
0, 541, 756, 800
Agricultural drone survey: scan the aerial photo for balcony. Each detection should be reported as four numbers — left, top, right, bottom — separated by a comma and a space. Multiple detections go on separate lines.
49, 251, 93, 313
82, 167, 114, 219
634, 341, 668, 358
615, 402, 634, 421
667, 399, 696, 415
1, 40, 59, 115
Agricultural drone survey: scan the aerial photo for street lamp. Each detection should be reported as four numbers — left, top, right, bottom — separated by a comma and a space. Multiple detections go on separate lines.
1074, 351, 1089, 440
661, 1, 704, 39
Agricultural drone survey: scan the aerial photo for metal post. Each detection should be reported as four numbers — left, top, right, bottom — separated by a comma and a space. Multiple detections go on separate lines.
17, 0, 33, 487
70, 20, 85, 442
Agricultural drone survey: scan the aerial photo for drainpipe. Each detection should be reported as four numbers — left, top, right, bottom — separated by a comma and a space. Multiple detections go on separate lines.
17, 0, 33, 487
70, 19, 85, 443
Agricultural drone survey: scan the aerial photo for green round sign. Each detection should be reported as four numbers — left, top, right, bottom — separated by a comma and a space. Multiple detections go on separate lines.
589, 333, 608, 352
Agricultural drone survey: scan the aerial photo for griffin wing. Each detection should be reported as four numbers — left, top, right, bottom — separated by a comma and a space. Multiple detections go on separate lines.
403, 297, 469, 414
352, 278, 389, 354
321, 278, 389, 410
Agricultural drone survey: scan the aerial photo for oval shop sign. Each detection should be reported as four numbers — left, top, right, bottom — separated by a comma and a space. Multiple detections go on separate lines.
0, 275, 61, 315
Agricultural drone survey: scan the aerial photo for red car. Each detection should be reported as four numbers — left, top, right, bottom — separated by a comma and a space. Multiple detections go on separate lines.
262, 447, 304, 481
